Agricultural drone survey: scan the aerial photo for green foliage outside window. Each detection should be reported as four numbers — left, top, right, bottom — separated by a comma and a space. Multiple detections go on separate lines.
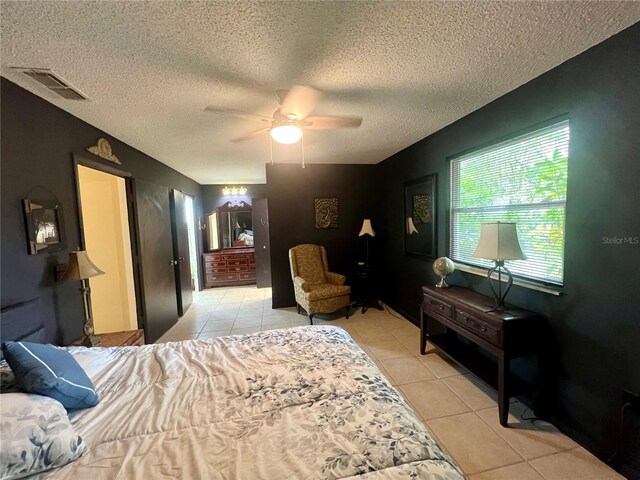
451, 120, 569, 285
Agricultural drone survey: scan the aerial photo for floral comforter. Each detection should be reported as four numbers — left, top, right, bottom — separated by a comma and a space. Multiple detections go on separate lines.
44, 326, 463, 479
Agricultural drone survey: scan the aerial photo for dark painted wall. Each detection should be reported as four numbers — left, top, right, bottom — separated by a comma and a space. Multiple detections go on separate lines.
1, 78, 202, 346
377, 24, 640, 463
265, 163, 378, 308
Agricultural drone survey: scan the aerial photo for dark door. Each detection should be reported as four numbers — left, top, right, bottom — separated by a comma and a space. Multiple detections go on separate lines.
252, 197, 271, 288
170, 189, 193, 316
136, 180, 178, 343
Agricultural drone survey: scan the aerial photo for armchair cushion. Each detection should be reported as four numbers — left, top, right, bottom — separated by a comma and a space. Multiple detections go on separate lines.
304, 284, 351, 302
324, 271, 346, 286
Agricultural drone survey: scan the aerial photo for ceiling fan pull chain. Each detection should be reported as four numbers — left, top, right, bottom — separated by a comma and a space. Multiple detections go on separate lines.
269, 134, 274, 165
301, 132, 306, 169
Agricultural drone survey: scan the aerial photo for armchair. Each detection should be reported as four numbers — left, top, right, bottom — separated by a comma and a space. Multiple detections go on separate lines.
289, 244, 351, 324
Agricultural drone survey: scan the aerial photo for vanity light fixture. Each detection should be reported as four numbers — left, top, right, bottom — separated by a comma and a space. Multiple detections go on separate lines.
222, 186, 247, 196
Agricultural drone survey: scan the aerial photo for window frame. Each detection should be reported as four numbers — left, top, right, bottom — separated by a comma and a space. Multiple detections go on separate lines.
448, 116, 570, 290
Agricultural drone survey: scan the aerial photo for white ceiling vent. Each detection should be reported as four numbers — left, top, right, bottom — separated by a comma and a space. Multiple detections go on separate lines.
12, 68, 88, 100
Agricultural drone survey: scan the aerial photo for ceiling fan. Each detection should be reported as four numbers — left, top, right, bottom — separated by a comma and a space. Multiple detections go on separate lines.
204, 85, 362, 144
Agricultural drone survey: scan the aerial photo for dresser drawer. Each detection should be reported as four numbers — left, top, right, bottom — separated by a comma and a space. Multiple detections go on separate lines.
206, 273, 239, 283
422, 294, 453, 319
454, 309, 501, 346
222, 253, 253, 261
203, 253, 222, 262
228, 265, 248, 273
239, 272, 256, 280
227, 259, 248, 267
205, 264, 227, 273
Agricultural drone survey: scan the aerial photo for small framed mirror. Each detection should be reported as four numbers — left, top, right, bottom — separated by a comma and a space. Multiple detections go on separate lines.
404, 174, 437, 259
22, 198, 66, 255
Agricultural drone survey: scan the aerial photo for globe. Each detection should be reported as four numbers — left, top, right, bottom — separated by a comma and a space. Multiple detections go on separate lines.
433, 257, 455, 288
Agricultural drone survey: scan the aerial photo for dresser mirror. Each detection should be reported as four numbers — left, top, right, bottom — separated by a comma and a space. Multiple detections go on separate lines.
205, 200, 253, 251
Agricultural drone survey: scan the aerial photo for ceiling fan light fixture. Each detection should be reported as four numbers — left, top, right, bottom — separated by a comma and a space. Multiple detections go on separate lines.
270, 125, 303, 144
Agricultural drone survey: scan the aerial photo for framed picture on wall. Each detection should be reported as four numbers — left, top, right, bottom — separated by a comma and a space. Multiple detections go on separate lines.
404, 174, 437, 259
314, 197, 339, 229
22, 199, 66, 255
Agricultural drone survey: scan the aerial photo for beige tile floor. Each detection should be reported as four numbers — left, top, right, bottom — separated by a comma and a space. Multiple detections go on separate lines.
157, 286, 624, 479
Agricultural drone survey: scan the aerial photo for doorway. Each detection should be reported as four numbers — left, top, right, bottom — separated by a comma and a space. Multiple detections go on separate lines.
76, 164, 137, 334
184, 194, 200, 291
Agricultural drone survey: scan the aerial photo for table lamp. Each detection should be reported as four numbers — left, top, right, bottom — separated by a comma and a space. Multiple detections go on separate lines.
472, 222, 525, 311
60, 250, 105, 347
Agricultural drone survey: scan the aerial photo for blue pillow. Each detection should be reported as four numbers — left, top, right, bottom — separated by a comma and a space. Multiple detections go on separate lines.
2, 341, 99, 409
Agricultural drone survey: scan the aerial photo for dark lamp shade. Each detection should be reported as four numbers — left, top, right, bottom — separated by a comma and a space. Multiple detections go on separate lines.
60, 251, 105, 281
471, 222, 526, 261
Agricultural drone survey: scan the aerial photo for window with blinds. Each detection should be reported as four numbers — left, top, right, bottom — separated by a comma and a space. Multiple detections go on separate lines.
450, 119, 570, 286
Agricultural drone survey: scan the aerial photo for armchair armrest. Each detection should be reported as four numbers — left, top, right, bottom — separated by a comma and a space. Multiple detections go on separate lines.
325, 272, 346, 286
294, 276, 311, 292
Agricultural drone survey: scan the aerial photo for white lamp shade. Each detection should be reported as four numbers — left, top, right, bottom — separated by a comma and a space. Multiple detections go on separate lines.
270, 125, 303, 144
60, 251, 105, 281
406, 217, 419, 235
471, 222, 526, 261
358, 219, 376, 237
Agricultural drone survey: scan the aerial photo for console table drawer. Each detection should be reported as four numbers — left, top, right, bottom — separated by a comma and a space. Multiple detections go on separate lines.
422, 295, 453, 319
455, 309, 502, 347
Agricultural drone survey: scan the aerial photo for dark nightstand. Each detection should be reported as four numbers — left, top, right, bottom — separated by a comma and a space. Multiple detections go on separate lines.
352, 263, 383, 314
72, 329, 145, 347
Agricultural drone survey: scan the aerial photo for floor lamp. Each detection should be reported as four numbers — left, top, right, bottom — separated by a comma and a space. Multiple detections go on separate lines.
60, 250, 105, 347
358, 219, 376, 267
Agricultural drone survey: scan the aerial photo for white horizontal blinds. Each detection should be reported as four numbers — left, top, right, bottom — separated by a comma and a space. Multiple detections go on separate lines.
450, 120, 570, 285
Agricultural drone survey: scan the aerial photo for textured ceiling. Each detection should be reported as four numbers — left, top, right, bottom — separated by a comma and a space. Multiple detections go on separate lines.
2, 2, 639, 184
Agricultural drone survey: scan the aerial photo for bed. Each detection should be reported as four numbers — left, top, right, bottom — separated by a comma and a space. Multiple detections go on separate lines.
2, 309, 462, 479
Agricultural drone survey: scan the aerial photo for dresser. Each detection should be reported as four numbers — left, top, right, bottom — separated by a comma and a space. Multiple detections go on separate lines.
420, 285, 543, 426
202, 248, 256, 288
73, 329, 145, 347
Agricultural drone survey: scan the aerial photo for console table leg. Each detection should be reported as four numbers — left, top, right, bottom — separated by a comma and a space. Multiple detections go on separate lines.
498, 352, 509, 427
420, 308, 427, 355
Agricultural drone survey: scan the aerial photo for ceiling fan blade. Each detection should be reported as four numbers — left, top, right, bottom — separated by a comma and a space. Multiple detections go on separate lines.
305, 115, 363, 130
279, 85, 323, 120
231, 127, 271, 143
204, 106, 271, 123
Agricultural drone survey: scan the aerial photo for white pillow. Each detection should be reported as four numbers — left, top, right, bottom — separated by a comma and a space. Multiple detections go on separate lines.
0, 393, 86, 479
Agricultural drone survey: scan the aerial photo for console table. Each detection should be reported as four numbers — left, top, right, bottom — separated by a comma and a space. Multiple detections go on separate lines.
420, 285, 543, 427
73, 329, 145, 347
